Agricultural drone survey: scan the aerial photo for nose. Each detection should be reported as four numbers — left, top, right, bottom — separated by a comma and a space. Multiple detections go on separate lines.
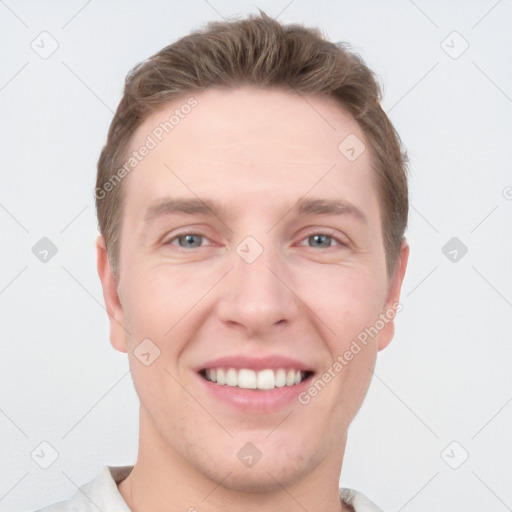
216, 239, 299, 337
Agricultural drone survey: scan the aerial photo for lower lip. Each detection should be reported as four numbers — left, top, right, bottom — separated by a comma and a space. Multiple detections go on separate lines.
196, 372, 314, 413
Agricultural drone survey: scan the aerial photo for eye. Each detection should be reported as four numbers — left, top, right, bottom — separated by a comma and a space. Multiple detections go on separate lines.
166, 233, 209, 249
164, 231, 346, 250
299, 232, 346, 249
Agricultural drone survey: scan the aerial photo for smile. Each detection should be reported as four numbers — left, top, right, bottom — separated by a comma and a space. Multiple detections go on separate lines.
199, 368, 313, 390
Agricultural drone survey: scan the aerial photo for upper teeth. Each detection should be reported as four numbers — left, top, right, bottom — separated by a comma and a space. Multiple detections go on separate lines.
204, 368, 306, 390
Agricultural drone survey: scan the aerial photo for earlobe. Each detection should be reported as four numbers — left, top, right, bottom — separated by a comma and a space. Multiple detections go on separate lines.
96, 235, 128, 353
377, 240, 410, 351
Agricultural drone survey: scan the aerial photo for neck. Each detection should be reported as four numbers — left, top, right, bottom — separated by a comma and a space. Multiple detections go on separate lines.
118, 406, 349, 512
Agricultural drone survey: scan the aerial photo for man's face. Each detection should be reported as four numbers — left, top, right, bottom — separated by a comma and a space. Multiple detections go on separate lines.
99, 86, 408, 491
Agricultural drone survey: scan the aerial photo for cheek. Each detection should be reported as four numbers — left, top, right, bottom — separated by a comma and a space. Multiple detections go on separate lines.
121, 269, 188, 407
123, 265, 196, 322
120, 264, 216, 369
297, 264, 385, 346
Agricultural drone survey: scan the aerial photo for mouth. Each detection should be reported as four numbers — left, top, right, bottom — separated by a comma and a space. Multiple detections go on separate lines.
195, 355, 317, 412
198, 367, 314, 390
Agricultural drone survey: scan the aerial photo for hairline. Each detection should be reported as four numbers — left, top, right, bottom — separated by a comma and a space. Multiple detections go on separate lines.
108, 86, 398, 278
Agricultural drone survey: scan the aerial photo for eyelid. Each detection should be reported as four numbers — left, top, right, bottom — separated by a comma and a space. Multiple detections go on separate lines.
297, 228, 349, 247
164, 231, 213, 247
163, 228, 348, 249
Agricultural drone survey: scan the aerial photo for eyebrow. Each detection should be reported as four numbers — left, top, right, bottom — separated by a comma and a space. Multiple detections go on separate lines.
295, 198, 367, 224
143, 197, 224, 224
143, 197, 367, 225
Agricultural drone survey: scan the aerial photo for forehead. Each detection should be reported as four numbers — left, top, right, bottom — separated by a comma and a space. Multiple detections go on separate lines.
122, 86, 379, 222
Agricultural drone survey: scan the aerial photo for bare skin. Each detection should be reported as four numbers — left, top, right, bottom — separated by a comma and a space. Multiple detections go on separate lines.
97, 86, 409, 512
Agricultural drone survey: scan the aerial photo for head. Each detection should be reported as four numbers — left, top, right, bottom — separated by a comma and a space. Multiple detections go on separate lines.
96, 12, 409, 493
96, 11, 408, 279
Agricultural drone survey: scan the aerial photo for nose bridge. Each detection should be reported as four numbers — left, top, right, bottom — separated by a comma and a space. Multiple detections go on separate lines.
236, 238, 279, 295
217, 234, 298, 333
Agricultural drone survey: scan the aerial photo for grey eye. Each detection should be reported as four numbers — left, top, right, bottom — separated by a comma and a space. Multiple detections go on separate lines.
177, 234, 204, 248
308, 234, 333, 248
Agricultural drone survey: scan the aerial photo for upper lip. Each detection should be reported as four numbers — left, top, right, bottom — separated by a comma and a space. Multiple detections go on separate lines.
195, 355, 315, 373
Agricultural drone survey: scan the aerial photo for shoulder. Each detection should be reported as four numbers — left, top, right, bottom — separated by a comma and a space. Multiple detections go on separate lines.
33, 466, 133, 512
340, 487, 385, 512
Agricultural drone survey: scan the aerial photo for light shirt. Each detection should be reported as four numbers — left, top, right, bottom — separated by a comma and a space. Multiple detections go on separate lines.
34, 466, 384, 512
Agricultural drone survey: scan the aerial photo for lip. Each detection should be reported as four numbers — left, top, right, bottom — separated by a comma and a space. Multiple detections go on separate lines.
194, 355, 315, 373
196, 370, 315, 413
194, 355, 316, 413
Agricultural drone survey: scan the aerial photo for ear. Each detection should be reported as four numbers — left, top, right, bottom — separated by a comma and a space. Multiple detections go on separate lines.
377, 240, 409, 351
96, 235, 128, 353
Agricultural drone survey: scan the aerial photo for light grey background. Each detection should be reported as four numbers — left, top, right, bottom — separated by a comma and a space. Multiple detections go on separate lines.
1, 1, 511, 511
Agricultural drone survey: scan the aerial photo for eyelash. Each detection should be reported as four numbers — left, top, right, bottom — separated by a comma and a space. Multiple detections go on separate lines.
164, 230, 347, 250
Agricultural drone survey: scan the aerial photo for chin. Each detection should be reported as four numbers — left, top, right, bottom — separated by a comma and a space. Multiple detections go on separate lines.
213, 462, 310, 494
188, 442, 318, 495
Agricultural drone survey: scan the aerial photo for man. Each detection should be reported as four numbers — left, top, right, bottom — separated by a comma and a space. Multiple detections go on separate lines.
37, 11, 409, 512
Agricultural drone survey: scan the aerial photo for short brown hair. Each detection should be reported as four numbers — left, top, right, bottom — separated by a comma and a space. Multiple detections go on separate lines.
96, 10, 408, 277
